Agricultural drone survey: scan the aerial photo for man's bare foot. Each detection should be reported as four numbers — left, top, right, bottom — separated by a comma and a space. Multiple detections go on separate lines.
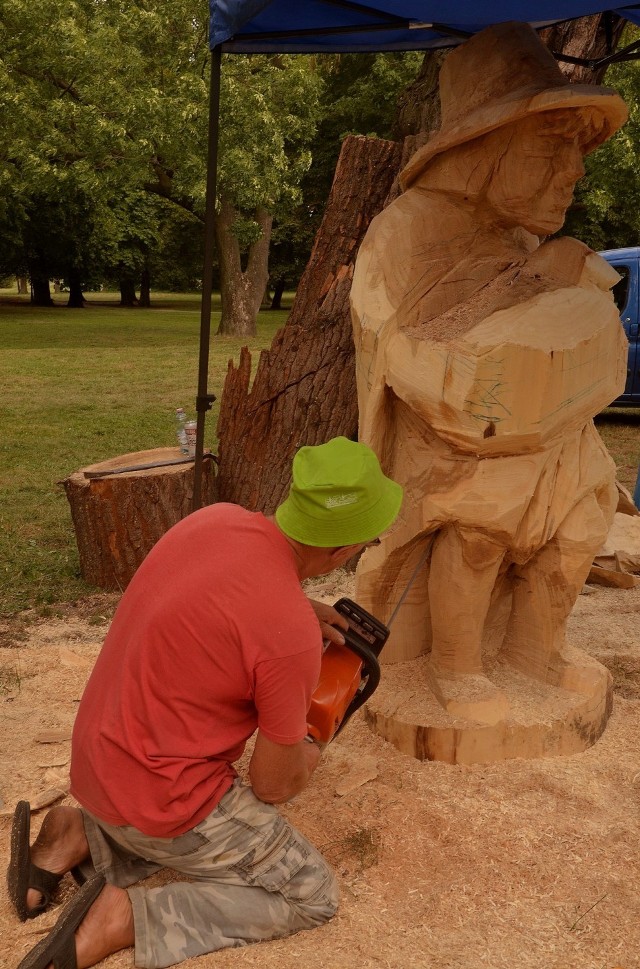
26, 806, 90, 911
74, 884, 135, 968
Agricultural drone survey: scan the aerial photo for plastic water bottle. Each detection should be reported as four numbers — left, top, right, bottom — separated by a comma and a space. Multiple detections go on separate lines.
175, 407, 189, 454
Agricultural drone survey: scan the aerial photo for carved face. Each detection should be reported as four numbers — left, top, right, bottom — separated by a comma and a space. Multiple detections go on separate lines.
485, 111, 589, 235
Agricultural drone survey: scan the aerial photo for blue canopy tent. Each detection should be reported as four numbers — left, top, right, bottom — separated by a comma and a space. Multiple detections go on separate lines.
191, 0, 640, 506
210, 1, 640, 53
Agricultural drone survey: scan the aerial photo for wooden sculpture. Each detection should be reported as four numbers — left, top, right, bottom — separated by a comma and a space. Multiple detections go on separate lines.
351, 22, 629, 764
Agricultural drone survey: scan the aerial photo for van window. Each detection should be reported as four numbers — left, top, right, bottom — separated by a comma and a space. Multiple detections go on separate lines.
611, 265, 631, 312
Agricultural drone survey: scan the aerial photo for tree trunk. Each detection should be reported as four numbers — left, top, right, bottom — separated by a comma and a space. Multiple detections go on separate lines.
63, 447, 217, 591
216, 14, 627, 512
120, 277, 138, 307
139, 266, 151, 307
216, 135, 401, 512
16, 276, 28, 295
30, 265, 53, 307
66, 269, 85, 308
215, 198, 273, 337
539, 13, 625, 83
270, 278, 286, 310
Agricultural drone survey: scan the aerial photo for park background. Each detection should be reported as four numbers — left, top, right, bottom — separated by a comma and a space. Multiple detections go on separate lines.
2, 6, 640, 617
1, 5, 640, 967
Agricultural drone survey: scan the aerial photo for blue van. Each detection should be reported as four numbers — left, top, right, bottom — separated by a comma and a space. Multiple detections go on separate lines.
600, 247, 640, 406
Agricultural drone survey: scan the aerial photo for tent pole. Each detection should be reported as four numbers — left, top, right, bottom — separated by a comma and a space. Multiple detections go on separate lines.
192, 44, 222, 512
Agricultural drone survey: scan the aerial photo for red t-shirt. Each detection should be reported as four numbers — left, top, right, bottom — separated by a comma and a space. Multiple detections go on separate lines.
70, 504, 322, 837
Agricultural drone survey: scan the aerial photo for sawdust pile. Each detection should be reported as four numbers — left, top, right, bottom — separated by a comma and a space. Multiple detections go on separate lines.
402, 261, 551, 344
1, 576, 639, 969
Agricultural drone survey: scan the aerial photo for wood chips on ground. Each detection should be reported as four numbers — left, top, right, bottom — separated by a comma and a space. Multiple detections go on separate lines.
0, 575, 639, 969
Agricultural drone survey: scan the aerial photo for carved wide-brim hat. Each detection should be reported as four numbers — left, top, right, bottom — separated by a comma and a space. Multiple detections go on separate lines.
401, 21, 628, 190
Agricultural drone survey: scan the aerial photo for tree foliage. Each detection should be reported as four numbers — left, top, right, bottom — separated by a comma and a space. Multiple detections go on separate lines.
0, 0, 322, 326
564, 30, 640, 250
0, 0, 207, 299
267, 52, 423, 302
214, 53, 321, 334
304, 52, 422, 225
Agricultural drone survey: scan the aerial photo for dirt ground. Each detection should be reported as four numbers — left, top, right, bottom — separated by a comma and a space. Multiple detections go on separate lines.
1, 573, 639, 969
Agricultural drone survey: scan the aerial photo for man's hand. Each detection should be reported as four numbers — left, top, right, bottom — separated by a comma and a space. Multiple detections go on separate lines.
307, 598, 349, 646
249, 730, 322, 804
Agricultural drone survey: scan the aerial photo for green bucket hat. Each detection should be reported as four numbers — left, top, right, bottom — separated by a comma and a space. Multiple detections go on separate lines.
275, 437, 403, 548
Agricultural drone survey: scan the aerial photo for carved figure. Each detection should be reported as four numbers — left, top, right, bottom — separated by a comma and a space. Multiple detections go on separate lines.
351, 22, 629, 757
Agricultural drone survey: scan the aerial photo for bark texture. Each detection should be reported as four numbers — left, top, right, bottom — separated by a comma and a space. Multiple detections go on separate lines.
539, 13, 625, 83
139, 267, 151, 307
66, 269, 85, 308
119, 277, 138, 307
217, 135, 402, 512
63, 448, 216, 591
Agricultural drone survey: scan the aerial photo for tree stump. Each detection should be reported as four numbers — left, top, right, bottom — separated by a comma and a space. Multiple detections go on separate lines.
63, 448, 217, 591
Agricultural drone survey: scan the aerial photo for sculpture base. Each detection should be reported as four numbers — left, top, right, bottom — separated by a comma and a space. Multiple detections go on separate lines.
364, 647, 613, 764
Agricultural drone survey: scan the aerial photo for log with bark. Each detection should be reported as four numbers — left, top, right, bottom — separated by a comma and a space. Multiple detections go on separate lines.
63, 447, 216, 591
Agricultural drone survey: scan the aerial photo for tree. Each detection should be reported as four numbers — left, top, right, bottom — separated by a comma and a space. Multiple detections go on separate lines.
0, 183, 106, 307
217, 135, 401, 510
0, 0, 171, 301
268, 51, 424, 298
0, 1, 321, 330
213, 55, 322, 335
148, 208, 206, 293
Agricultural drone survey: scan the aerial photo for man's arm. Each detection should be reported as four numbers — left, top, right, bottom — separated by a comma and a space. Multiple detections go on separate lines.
249, 730, 322, 804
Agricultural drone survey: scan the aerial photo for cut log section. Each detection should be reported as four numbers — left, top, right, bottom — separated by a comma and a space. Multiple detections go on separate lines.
63, 447, 216, 591
364, 648, 613, 765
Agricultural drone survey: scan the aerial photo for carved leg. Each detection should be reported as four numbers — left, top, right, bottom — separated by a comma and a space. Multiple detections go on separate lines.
428, 526, 509, 723
500, 492, 610, 689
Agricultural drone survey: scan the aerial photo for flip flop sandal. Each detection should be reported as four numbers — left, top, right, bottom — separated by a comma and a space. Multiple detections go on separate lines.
7, 801, 65, 922
17, 873, 106, 969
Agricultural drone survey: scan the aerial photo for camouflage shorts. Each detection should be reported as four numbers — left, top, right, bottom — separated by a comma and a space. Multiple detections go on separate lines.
80, 780, 339, 969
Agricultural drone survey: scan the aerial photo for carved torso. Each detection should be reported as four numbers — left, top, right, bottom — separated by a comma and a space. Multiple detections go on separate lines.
351, 188, 627, 553
352, 189, 626, 457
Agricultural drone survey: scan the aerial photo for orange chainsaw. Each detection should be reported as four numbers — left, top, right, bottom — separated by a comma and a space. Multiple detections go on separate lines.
306, 540, 433, 746
306, 598, 387, 746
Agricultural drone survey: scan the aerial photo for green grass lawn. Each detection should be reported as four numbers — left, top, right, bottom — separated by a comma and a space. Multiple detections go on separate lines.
0, 290, 287, 615
596, 407, 640, 495
1, 288, 639, 618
